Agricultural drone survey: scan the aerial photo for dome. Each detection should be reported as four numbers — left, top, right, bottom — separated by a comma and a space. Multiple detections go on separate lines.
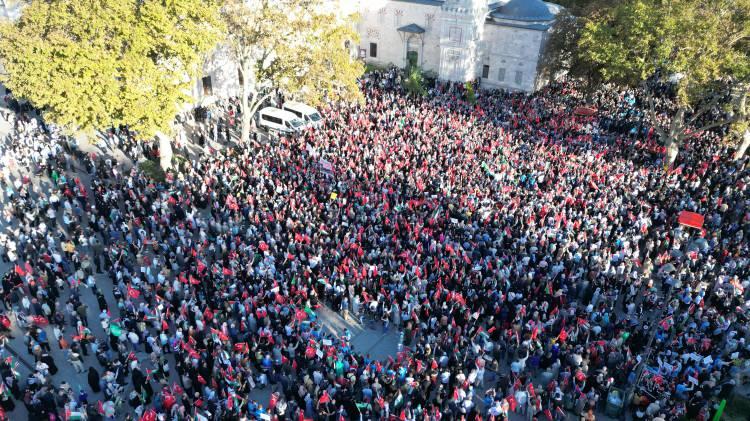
490, 0, 555, 22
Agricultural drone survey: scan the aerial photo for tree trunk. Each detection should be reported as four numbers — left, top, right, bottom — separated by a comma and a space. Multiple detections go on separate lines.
157, 133, 173, 171
241, 91, 250, 144
735, 128, 750, 160
665, 136, 680, 166
664, 108, 686, 166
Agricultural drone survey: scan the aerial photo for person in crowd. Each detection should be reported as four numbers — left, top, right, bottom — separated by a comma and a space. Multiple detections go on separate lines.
0, 67, 747, 421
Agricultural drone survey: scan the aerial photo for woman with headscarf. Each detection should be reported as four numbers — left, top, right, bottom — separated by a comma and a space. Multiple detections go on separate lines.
88, 366, 101, 393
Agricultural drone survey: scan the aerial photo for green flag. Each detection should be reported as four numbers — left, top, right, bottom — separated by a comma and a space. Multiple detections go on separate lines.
712, 399, 726, 421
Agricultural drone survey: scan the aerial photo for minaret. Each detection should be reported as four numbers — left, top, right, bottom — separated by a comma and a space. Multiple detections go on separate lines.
438, 0, 488, 82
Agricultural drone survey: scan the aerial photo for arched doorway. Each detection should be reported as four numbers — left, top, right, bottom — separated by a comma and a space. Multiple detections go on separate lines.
406, 35, 420, 68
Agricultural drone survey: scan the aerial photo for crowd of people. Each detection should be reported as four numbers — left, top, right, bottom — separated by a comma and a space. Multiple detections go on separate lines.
0, 68, 748, 421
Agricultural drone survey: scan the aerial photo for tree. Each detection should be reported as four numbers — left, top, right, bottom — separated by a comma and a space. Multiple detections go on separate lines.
0, 0, 223, 140
222, 0, 364, 144
538, 0, 616, 92
578, 0, 750, 164
729, 83, 749, 159
403, 66, 427, 98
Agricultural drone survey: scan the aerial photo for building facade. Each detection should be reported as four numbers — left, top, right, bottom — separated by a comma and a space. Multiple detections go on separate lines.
358, 0, 562, 92
195, 0, 561, 102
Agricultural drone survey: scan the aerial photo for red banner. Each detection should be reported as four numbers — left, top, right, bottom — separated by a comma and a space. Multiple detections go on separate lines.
678, 211, 704, 229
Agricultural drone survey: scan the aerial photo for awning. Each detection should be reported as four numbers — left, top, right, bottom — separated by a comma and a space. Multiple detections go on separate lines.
397, 23, 426, 34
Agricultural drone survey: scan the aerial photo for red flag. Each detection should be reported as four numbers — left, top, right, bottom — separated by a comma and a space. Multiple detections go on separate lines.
163, 392, 176, 410
233, 342, 249, 353
211, 328, 228, 342
171, 383, 183, 396
557, 328, 567, 342
127, 286, 140, 299
140, 409, 157, 421
506, 395, 517, 411
544, 409, 553, 421
678, 211, 705, 229
528, 383, 536, 399
197, 374, 206, 385
223, 267, 233, 276
13, 265, 24, 277
197, 260, 207, 273
189, 275, 200, 285
319, 391, 331, 404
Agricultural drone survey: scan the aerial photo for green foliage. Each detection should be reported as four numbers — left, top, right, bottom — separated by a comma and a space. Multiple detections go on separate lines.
139, 159, 165, 182
364, 62, 388, 74
404, 66, 427, 97
222, 0, 364, 144
291, 10, 365, 107
0, 0, 223, 138
539, 0, 617, 90
465, 82, 477, 105
576, 0, 749, 162
578, 0, 749, 107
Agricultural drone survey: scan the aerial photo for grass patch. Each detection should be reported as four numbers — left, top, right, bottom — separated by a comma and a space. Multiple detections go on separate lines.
139, 159, 166, 183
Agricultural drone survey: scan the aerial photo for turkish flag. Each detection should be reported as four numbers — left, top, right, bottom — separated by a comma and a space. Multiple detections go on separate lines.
163, 392, 176, 410
318, 391, 331, 404
210, 328, 228, 342
140, 409, 157, 421
127, 286, 140, 299
506, 395, 517, 411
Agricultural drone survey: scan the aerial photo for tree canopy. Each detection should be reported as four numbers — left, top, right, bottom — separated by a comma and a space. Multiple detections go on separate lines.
222, 0, 364, 143
0, 0, 223, 138
538, 0, 616, 89
568, 0, 749, 162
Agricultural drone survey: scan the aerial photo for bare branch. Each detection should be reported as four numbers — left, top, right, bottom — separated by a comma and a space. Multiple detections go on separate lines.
685, 91, 725, 126
248, 92, 274, 118
677, 115, 738, 141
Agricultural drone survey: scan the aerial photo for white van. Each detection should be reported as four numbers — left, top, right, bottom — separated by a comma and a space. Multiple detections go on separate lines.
257, 107, 305, 134
281, 102, 323, 128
